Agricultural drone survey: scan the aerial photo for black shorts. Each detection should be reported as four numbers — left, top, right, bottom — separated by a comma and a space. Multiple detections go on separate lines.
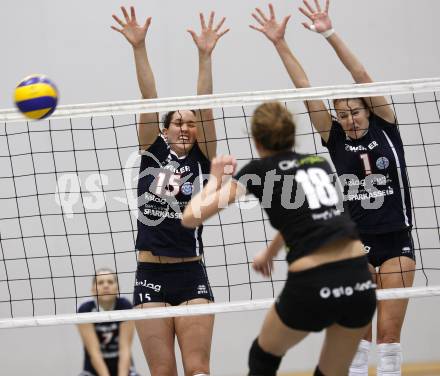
133, 260, 214, 306
360, 229, 415, 268
275, 256, 377, 332
81, 358, 139, 376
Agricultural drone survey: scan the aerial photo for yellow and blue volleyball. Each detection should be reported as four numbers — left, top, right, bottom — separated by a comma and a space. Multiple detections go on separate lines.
14, 75, 58, 120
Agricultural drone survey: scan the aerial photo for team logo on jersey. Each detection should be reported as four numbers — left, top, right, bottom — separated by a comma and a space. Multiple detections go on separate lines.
279, 159, 299, 170
197, 284, 208, 295
376, 157, 389, 170
345, 144, 368, 152
368, 141, 379, 150
181, 181, 193, 195
402, 246, 412, 255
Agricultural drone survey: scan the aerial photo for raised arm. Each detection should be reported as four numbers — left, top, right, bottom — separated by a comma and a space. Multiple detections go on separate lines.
78, 324, 111, 376
117, 321, 135, 376
187, 12, 229, 159
250, 4, 332, 142
112, 6, 160, 150
300, 0, 395, 123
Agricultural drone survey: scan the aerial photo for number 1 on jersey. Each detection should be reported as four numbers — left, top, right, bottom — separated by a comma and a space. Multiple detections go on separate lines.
360, 153, 372, 175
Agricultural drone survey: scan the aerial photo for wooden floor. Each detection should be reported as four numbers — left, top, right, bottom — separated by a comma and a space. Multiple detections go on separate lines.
280, 362, 440, 376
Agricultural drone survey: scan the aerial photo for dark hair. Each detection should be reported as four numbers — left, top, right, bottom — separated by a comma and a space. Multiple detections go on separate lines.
251, 102, 296, 151
333, 97, 369, 110
162, 110, 197, 129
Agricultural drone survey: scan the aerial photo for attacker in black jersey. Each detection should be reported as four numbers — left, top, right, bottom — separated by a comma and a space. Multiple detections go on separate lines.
111, 6, 229, 376
249, 2, 415, 375
78, 269, 139, 376
183, 102, 377, 376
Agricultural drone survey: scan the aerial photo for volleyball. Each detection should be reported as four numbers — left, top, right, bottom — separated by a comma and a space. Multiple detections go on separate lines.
14, 74, 58, 120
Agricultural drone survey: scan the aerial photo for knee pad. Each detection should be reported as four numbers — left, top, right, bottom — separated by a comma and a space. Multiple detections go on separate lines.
349, 340, 371, 376
377, 343, 402, 376
248, 338, 282, 376
314, 366, 326, 376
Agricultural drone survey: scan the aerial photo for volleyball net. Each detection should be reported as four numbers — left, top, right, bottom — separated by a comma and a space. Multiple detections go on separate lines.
1, 78, 440, 328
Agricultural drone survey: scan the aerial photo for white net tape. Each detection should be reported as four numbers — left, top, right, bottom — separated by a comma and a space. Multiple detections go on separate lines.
1, 77, 440, 122
0, 286, 439, 329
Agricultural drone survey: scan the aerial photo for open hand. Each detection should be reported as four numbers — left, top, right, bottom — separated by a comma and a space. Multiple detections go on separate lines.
299, 0, 332, 33
187, 12, 229, 56
111, 6, 151, 48
249, 3, 291, 45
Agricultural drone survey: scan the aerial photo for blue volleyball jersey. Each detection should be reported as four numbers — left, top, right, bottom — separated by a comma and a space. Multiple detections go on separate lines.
135, 135, 210, 257
322, 114, 412, 234
78, 297, 133, 370
234, 152, 358, 264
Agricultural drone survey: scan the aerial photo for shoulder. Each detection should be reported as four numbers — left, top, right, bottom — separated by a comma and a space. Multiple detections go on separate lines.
141, 134, 169, 156
297, 153, 329, 165
234, 159, 262, 180
296, 153, 332, 171
369, 113, 402, 142
322, 120, 345, 148
369, 113, 397, 130
190, 142, 211, 165
233, 159, 264, 195
331, 118, 342, 130
78, 300, 96, 313
115, 297, 133, 310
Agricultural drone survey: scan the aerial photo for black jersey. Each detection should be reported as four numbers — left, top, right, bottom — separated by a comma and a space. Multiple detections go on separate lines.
78, 297, 132, 371
322, 114, 412, 234
233, 151, 358, 264
136, 135, 211, 257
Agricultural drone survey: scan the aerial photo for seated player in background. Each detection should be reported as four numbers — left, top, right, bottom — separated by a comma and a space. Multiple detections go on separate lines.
77, 268, 139, 376
182, 102, 377, 376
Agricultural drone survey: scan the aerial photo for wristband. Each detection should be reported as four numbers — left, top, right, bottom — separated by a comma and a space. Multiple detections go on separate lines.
309, 25, 335, 38
321, 28, 335, 38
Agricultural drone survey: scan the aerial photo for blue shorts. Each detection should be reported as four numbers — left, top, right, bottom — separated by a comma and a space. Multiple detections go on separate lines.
133, 260, 214, 306
275, 256, 377, 332
360, 229, 415, 267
